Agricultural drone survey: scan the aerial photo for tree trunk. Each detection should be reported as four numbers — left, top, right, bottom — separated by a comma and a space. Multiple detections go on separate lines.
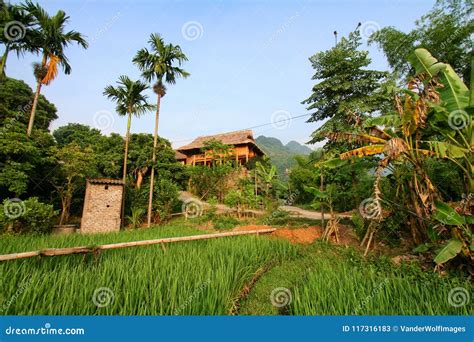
320, 170, 325, 229
27, 81, 42, 137
27, 55, 47, 137
0, 46, 9, 80
59, 195, 72, 225
351, 160, 359, 209
147, 93, 162, 228
407, 178, 426, 245
123, 113, 132, 183
121, 112, 132, 227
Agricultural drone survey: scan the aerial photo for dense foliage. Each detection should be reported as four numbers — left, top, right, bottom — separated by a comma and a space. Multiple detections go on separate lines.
0, 80, 186, 231
302, 30, 393, 145
369, 0, 473, 83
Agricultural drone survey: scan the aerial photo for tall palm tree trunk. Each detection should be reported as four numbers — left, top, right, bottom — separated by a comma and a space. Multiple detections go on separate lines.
147, 94, 162, 227
0, 46, 10, 80
27, 81, 43, 137
27, 55, 47, 137
121, 112, 132, 227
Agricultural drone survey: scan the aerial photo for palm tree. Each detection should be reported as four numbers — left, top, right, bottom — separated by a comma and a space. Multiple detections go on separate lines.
22, 0, 88, 136
133, 33, 190, 227
0, 1, 40, 80
103, 76, 154, 225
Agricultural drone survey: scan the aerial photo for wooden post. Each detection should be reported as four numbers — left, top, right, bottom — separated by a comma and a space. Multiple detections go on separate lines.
254, 169, 258, 204
321, 170, 325, 230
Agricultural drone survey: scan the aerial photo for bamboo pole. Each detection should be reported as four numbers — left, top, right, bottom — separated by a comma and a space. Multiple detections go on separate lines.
0, 229, 276, 262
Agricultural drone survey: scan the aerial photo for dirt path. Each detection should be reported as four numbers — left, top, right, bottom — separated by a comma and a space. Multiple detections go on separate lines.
279, 205, 352, 219
179, 191, 352, 220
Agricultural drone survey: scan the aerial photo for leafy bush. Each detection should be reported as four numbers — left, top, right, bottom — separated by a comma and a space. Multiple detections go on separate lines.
127, 207, 146, 229
212, 215, 240, 230
260, 208, 291, 226
153, 178, 180, 221
0, 197, 56, 234
224, 189, 243, 208
126, 178, 180, 224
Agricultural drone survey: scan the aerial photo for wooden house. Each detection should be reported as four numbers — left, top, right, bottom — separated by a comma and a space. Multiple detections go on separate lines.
176, 130, 265, 166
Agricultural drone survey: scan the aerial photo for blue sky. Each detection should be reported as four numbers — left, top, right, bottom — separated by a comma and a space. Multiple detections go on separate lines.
6, 0, 435, 148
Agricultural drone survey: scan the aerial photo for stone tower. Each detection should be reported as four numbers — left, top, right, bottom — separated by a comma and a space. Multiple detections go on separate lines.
80, 179, 124, 234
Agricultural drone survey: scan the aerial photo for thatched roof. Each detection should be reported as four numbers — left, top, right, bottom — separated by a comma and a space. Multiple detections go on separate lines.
175, 151, 187, 160
177, 130, 264, 155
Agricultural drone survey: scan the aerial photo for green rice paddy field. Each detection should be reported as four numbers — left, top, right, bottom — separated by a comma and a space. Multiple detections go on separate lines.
0, 223, 472, 315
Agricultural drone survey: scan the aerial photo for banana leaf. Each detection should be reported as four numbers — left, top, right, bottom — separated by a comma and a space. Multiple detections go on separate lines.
432, 200, 465, 226
409, 49, 469, 113
434, 239, 463, 265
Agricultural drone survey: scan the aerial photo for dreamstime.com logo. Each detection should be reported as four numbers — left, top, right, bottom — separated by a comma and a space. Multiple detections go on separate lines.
181, 199, 203, 218
4, 20, 26, 41
448, 287, 470, 308
5, 323, 85, 336
93, 110, 115, 131
181, 21, 204, 41
3, 198, 26, 219
359, 21, 380, 41
270, 287, 292, 308
358, 197, 381, 219
448, 110, 469, 130
92, 287, 115, 308
270, 110, 292, 130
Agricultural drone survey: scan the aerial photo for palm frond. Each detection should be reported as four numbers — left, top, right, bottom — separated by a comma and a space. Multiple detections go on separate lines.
103, 75, 154, 117
133, 33, 190, 88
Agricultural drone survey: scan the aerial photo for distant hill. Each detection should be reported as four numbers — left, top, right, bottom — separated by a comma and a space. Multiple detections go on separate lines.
286, 140, 313, 155
255, 136, 312, 176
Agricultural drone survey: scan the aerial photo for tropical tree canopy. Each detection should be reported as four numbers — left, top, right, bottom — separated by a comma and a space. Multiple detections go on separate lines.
103, 76, 155, 116
369, 0, 473, 83
22, 0, 88, 82
302, 30, 393, 144
133, 33, 190, 95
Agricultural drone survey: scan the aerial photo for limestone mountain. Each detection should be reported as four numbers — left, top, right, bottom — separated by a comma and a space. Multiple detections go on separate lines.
255, 136, 312, 176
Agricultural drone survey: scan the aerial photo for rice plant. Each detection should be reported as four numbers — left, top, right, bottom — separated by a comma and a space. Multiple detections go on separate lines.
289, 244, 473, 315
0, 226, 298, 315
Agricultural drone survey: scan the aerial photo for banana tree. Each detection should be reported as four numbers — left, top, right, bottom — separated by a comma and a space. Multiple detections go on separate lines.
256, 160, 277, 192
328, 93, 438, 244
432, 201, 473, 267
408, 48, 473, 194
328, 48, 472, 255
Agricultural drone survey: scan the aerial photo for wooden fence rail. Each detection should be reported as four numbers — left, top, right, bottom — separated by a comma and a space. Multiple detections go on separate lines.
0, 228, 276, 262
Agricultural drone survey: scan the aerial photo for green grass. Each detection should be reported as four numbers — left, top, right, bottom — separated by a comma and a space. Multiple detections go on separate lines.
289, 243, 473, 315
1, 224, 471, 316
0, 223, 297, 315
0, 222, 205, 254
239, 242, 472, 316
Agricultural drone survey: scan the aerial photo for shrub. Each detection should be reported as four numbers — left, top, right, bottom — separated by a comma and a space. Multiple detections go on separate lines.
127, 207, 145, 229
126, 178, 180, 224
0, 197, 56, 234
153, 178, 180, 222
260, 208, 291, 226
212, 215, 240, 230
223, 189, 243, 208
